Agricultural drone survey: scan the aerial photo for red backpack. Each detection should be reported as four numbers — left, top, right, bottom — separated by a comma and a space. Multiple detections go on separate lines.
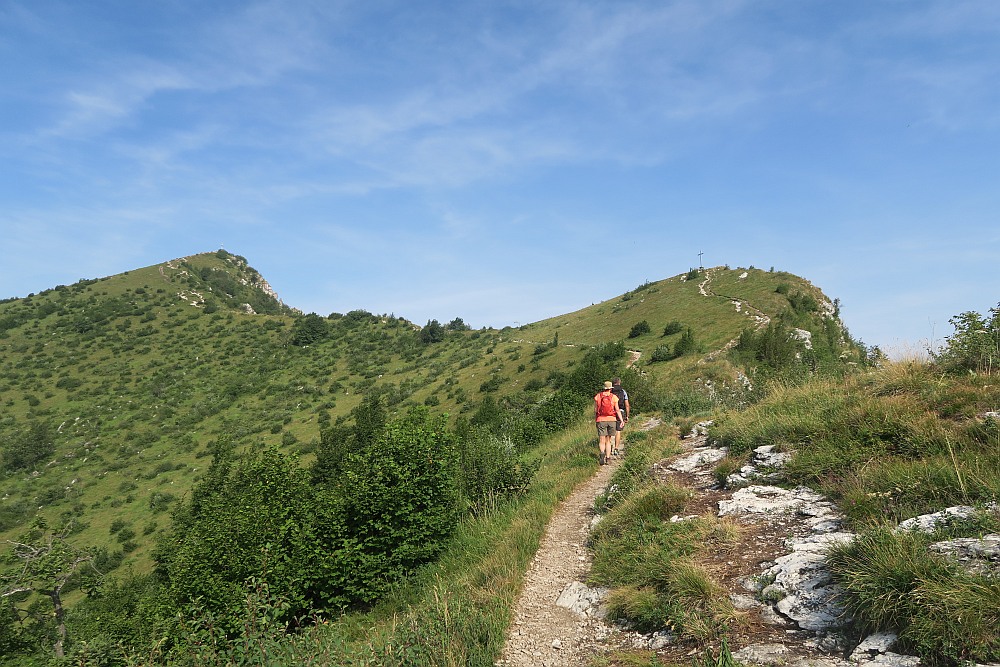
597, 392, 617, 418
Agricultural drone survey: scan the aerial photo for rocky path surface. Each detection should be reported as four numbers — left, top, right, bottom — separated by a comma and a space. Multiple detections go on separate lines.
494, 419, 975, 667
497, 444, 624, 666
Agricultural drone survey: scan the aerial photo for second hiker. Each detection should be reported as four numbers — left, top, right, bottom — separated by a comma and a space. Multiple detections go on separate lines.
610, 377, 630, 456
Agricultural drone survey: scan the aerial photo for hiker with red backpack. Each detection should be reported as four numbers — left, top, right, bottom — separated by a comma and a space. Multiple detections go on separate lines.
594, 381, 624, 465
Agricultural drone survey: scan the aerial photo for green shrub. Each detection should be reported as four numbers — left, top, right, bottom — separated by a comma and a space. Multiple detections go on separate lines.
290, 313, 328, 346
672, 327, 699, 358
628, 320, 651, 339
457, 428, 539, 514
160, 448, 317, 631
662, 320, 683, 336
479, 375, 503, 393
534, 388, 586, 432
314, 407, 462, 606
1, 420, 55, 471
650, 344, 672, 362
933, 303, 1000, 374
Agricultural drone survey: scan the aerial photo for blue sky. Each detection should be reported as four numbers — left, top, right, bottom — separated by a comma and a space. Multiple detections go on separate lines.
3, 1, 999, 356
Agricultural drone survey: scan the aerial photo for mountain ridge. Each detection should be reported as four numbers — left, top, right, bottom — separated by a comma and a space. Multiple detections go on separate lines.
0, 249, 860, 589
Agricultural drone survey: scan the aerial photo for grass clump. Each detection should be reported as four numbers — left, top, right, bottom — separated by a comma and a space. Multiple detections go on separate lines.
594, 428, 682, 513
590, 476, 741, 641
827, 525, 1000, 665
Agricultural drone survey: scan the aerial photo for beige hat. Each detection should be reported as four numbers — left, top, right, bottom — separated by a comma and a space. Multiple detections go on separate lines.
603, 381, 613, 390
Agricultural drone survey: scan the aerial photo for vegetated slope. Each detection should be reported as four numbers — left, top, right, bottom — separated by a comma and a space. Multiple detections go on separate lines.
0, 255, 856, 584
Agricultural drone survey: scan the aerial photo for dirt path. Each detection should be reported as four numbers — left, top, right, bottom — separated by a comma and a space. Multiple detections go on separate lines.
497, 450, 622, 667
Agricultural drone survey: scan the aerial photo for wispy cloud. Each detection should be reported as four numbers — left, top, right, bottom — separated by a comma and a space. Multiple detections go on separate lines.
45, 63, 192, 138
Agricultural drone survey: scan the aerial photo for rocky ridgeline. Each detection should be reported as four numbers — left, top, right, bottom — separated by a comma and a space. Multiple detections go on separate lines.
551, 421, 1000, 667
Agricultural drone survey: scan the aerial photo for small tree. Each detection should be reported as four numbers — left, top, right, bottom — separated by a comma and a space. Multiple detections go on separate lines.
1, 521, 96, 658
160, 449, 316, 631
420, 319, 446, 344
650, 344, 672, 362
1, 421, 55, 473
290, 313, 328, 346
317, 407, 461, 605
672, 327, 698, 358
934, 303, 1000, 374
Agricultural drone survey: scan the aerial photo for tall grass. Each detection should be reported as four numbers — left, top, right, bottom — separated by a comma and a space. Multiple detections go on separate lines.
595, 429, 683, 513
711, 360, 1000, 664
827, 526, 1000, 665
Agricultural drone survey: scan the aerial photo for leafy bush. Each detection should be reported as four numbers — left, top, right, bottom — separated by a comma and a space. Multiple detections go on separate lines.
933, 303, 1000, 374
457, 428, 539, 514
1, 421, 55, 472
650, 344, 672, 362
534, 388, 587, 432
315, 407, 461, 606
160, 448, 317, 630
420, 319, 445, 344
479, 375, 503, 393
290, 313, 328, 346
662, 320, 683, 336
672, 327, 699, 358
560, 342, 627, 396
628, 320, 651, 338
786, 290, 819, 314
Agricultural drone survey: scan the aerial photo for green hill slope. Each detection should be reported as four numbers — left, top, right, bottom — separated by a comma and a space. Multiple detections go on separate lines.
0, 253, 859, 581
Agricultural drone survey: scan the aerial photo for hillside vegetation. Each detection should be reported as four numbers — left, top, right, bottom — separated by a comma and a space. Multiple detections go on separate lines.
0, 252, 868, 665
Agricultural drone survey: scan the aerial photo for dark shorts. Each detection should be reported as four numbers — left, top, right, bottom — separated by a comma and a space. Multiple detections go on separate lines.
616, 420, 626, 432
596, 421, 616, 437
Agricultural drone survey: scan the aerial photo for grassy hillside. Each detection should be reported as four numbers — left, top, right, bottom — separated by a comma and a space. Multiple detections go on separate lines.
0, 251, 864, 664
0, 256, 848, 562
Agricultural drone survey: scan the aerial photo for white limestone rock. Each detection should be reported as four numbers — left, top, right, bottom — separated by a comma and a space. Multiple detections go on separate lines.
763, 532, 856, 632
668, 447, 728, 473
896, 506, 980, 533
555, 581, 609, 618
928, 533, 1000, 577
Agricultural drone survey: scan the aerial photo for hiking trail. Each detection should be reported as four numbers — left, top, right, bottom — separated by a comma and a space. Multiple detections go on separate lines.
498, 419, 932, 667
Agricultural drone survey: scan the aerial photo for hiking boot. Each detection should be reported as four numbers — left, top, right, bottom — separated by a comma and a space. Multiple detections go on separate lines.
599, 452, 606, 465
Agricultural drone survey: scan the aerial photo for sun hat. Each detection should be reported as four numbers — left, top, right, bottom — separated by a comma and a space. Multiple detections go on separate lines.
603, 381, 613, 390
